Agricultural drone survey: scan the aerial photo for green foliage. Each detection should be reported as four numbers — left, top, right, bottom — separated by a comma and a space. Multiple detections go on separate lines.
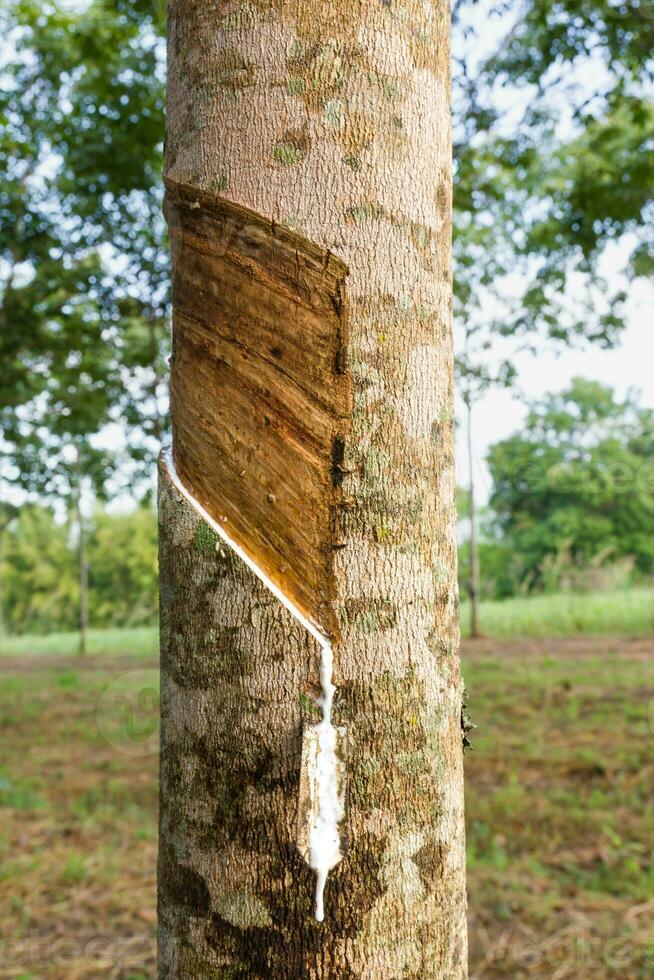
454, 0, 654, 395
458, 537, 525, 600
1, 0, 169, 506
1, 504, 158, 635
487, 378, 654, 585
488, 0, 653, 81
87, 506, 159, 627
2, 507, 77, 635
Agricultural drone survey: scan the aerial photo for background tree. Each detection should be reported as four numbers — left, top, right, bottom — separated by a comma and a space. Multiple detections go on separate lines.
88, 503, 158, 627
0, 209, 125, 653
454, 0, 653, 345
487, 378, 654, 590
21, 0, 170, 471
2, 0, 169, 486
1, 0, 169, 649
7, 0, 651, 508
1, 503, 158, 635
0, 502, 19, 647
0, 209, 126, 653
2, 505, 77, 637
452, 0, 653, 627
2, 0, 653, 645
457, 345, 515, 636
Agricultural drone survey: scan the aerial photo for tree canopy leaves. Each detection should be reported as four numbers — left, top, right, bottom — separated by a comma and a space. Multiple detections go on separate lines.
488, 378, 654, 584
1, 0, 168, 507
454, 0, 653, 397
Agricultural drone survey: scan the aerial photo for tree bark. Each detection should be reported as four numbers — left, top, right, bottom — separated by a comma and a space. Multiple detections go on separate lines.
466, 399, 481, 639
0, 518, 5, 649
74, 447, 88, 657
159, 2, 467, 977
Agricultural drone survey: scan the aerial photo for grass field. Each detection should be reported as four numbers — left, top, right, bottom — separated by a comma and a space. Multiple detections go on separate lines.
1, 588, 651, 659
464, 634, 654, 977
0, 654, 158, 979
0, 631, 652, 977
0, 626, 158, 659
460, 587, 654, 638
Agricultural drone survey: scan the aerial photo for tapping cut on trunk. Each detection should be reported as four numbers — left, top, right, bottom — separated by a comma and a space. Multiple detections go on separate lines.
159, 0, 467, 973
165, 179, 352, 641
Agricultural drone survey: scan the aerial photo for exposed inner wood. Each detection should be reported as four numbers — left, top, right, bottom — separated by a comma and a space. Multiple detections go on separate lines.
165, 179, 351, 639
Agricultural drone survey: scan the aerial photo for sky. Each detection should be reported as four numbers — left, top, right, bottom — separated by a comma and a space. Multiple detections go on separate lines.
454, 271, 654, 504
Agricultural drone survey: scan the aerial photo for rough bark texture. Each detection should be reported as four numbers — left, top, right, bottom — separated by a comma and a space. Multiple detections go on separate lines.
159, 1, 467, 977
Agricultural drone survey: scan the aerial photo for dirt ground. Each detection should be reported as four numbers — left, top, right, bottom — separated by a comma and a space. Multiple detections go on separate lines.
0, 634, 652, 978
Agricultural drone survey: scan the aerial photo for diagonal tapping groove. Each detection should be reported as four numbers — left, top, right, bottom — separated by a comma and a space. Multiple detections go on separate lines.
163, 181, 352, 920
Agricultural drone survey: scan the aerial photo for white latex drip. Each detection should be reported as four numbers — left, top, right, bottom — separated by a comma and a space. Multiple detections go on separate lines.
309, 641, 343, 922
162, 448, 343, 920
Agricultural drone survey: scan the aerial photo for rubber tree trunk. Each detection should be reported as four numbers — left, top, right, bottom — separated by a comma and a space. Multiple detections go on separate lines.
466, 399, 481, 639
158, 2, 467, 977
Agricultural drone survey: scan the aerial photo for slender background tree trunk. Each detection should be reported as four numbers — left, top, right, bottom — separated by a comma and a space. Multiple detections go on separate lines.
466, 398, 481, 639
73, 448, 88, 656
159, 2, 467, 976
0, 519, 5, 649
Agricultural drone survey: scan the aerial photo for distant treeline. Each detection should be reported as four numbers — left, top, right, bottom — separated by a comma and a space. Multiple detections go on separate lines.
459, 378, 654, 606
1, 505, 158, 636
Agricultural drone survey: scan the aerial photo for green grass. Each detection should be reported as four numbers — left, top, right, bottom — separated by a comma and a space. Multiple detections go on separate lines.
463, 633, 654, 976
460, 586, 654, 638
2, 588, 653, 656
0, 635, 652, 976
0, 624, 158, 658
0, 659, 158, 977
